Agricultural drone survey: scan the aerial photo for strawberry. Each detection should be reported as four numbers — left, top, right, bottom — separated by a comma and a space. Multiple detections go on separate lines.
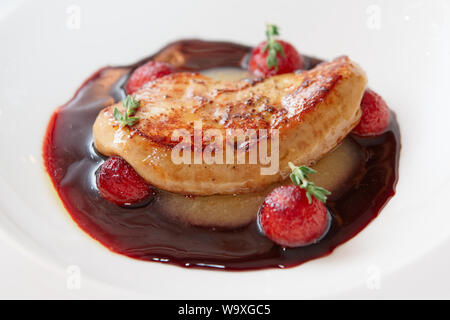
96, 156, 154, 206
125, 61, 174, 95
259, 185, 329, 247
258, 163, 330, 247
249, 24, 304, 78
353, 88, 391, 136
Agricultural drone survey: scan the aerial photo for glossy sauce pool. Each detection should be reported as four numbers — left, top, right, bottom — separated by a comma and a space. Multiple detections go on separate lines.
43, 40, 400, 270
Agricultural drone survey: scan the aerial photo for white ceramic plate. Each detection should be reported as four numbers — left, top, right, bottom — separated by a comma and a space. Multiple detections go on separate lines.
1, 0, 450, 299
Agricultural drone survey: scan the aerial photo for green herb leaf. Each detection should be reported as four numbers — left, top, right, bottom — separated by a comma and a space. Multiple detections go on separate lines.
263, 23, 285, 71
288, 162, 331, 204
113, 95, 140, 127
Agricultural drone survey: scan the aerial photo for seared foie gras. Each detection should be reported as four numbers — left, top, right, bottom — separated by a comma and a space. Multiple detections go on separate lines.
93, 56, 367, 195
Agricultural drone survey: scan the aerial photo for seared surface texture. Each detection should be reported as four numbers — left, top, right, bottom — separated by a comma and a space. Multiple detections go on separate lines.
93, 56, 367, 195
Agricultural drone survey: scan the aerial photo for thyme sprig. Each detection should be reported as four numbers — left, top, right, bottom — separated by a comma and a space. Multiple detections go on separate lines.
263, 23, 285, 70
288, 162, 331, 204
114, 95, 140, 127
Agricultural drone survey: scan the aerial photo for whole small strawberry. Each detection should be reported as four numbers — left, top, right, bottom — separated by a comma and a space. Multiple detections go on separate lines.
353, 88, 391, 136
258, 163, 330, 247
126, 61, 174, 95
249, 24, 305, 78
96, 156, 154, 206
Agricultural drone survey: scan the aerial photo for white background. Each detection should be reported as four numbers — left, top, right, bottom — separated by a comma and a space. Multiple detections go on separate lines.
0, 0, 450, 299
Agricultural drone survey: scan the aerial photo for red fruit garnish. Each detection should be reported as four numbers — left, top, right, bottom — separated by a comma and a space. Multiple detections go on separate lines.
249, 24, 304, 78
125, 61, 174, 94
353, 88, 391, 136
258, 185, 329, 247
96, 156, 154, 206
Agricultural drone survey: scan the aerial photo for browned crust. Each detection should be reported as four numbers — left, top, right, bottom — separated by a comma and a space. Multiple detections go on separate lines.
103, 56, 355, 152
93, 55, 367, 195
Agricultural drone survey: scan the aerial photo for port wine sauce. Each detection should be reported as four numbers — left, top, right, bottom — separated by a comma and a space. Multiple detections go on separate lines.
43, 40, 400, 270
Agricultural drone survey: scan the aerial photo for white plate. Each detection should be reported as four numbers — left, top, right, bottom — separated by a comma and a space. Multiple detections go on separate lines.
1, 0, 450, 299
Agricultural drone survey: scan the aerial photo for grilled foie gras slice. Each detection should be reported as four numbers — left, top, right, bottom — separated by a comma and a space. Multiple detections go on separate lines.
93, 56, 367, 195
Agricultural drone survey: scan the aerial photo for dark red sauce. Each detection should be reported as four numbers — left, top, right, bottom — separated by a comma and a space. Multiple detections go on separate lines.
43, 40, 400, 270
